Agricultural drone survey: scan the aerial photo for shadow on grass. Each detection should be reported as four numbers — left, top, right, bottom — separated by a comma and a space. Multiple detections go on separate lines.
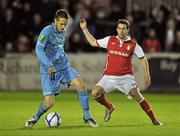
101, 123, 151, 128
0, 125, 89, 131
0, 123, 154, 131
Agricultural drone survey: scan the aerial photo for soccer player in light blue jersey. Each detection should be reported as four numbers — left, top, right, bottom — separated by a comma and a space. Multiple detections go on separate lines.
25, 9, 98, 128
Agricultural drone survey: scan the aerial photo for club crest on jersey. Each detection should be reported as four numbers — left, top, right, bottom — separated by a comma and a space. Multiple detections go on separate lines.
126, 45, 131, 50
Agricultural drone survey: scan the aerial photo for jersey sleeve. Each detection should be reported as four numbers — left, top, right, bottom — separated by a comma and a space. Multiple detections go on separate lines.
35, 26, 53, 67
96, 36, 110, 49
134, 43, 145, 58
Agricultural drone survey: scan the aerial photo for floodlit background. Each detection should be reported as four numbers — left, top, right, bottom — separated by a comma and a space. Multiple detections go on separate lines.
0, 0, 180, 136
0, 0, 180, 92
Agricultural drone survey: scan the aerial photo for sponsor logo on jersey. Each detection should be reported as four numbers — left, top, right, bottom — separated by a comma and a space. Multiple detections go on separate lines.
55, 44, 64, 48
109, 50, 129, 57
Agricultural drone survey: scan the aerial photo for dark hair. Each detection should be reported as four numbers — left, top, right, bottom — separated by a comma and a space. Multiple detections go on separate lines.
54, 9, 69, 19
116, 19, 130, 30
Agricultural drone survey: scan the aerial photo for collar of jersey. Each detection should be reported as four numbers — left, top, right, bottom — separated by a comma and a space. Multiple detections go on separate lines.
116, 35, 131, 42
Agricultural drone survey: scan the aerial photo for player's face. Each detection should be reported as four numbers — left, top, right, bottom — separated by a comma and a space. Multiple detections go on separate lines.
116, 23, 129, 39
54, 17, 68, 32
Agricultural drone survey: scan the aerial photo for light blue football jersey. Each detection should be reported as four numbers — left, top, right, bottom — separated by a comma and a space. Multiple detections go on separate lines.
35, 23, 69, 73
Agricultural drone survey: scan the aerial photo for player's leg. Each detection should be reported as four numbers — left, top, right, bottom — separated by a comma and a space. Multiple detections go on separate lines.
129, 88, 162, 125
70, 77, 98, 127
35, 96, 54, 120
92, 86, 114, 109
70, 77, 90, 119
65, 67, 98, 127
25, 73, 56, 127
25, 95, 54, 127
91, 76, 115, 122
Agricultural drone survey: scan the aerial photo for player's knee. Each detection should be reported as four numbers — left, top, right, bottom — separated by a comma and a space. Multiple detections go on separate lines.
129, 89, 143, 102
91, 89, 97, 97
91, 86, 104, 98
77, 81, 86, 90
91, 88, 100, 98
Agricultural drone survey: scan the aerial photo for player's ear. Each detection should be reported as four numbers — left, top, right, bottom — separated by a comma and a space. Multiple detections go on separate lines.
54, 18, 57, 24
127, 28, 130, 33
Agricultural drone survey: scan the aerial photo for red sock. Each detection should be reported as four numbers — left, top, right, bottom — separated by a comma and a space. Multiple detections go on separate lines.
95, 95, 113, 109
139, 99, 156, 122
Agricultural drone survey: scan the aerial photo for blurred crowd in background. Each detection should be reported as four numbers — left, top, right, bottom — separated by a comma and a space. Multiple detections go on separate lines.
0, 0, 180, 57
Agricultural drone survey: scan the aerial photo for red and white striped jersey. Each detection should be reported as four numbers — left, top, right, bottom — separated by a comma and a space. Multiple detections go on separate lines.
96, 36, 144, 76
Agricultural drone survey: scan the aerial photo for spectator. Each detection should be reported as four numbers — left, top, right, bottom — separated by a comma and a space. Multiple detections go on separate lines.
0, 0, 180, 54
31, 13, 44, 45
150, 10, 166, 50
131, 3, 146, 24
142, 28, 161, 53
4, 8, 18, 43
170, 6, 180, 30
109, 1, 125, 21
15, 34, 32, 53
126, 13, 142, 43
20, 1, 33, 36
173, 30, 180, 52
150, 0, 170, 21
170, 6, 180, 22
69, 30, 82, 52
164, 18, 176, 52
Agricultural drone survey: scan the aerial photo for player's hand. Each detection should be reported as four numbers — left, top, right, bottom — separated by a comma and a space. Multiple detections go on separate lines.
48, 66, 55, 74
79, 18, 87, 29
48, 66, 56, 81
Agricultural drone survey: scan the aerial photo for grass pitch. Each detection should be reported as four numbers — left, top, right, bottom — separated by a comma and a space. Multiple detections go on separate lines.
0, 91, 180, 136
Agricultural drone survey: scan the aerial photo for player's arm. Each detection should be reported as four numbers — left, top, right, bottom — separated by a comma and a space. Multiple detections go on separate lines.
79, 18, 98, 47
134, 43, 151, 88
139, 57, 151, 88
35, 27, 55, 74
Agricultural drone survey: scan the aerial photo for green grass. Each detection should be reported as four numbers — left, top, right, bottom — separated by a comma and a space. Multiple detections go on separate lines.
0, 91, 180, 136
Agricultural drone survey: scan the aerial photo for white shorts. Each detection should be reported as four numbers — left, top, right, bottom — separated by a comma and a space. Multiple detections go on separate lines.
96, 75, 137, 95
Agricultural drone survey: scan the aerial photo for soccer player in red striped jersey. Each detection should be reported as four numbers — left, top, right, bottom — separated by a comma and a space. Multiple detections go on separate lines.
79, 18, 162, 125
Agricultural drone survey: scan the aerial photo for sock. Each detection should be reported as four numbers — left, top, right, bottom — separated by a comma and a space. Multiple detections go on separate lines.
33, 103, 47, 121
95, 94, 113, 109
139, 99, 156, 122
77, 91, 90, 120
